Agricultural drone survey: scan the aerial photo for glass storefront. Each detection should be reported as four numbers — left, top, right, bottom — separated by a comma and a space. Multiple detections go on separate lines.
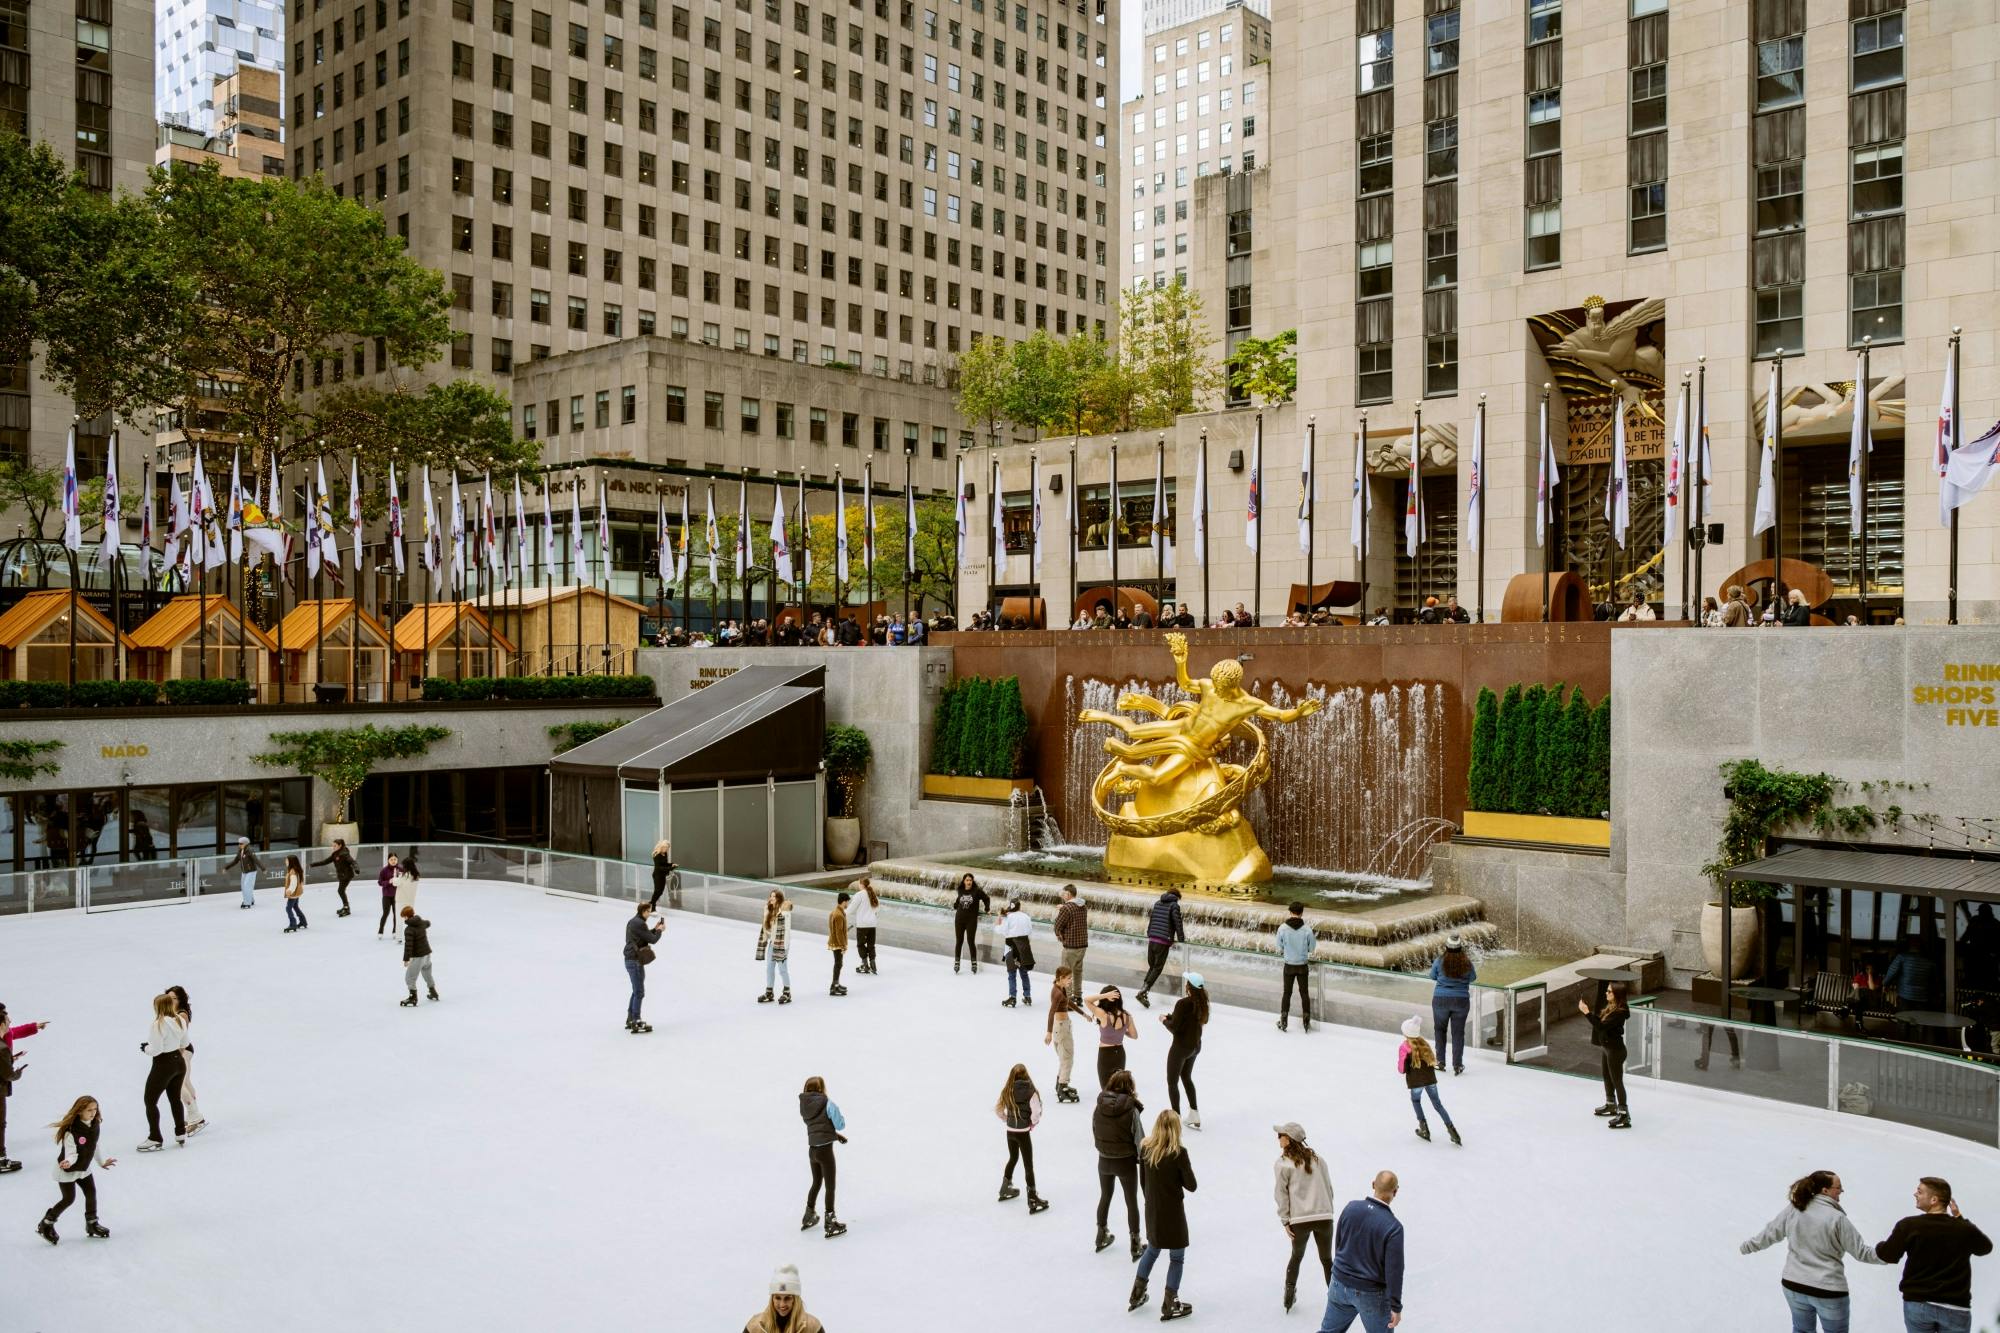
355, 764, 549, 848
0, 778, 311, 871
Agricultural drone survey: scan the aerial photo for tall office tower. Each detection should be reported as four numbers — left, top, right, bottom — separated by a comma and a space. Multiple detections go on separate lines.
156, 0, 285, 136
156, 63, 287, 178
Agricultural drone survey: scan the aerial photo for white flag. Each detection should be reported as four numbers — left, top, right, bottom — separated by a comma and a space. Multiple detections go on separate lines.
61, 425, 80, 553
305, 462, 323, 580
1665, 382, 1686, 551
569, 478, 588, 585
1753, 361, 1779, 537
1848, 353, 1870, 537
703, 484, 720, 586
596, 480, 611, 571
990, 458, 1005, 569
512, 477, 529, 585
315, 456, 339, 573
389, 462, 406, 576
677, 487, 691, 584
657, 496, 672, 582
1534, 398, 1560, 545
481, 471, 497, 573
169, 472, 191, 585
1297, 426, 1314, 555
268, 453, 282, 565
1466, 410, 1484, 555
1244, 418, 1262, 553
1192, 438, 1208, 567
1941, 421, 2000, 501
196, 450, 226, 570
1403, 422, 1424, 559
771, 485, 793, 583
100, 432, 122, 561
1697, 381, 1713, 522
863, 462, 877, 574
1606, 403, 1631, 549
799, 475, 812, 587
1937, 343, 1960, 525
905, 475, 917, 578
541, 483, 556, 582
1154, 445, 1167, 566
734, 474, 748, 579
953, 457, 967, 570
138, 456, 154, 587
349, 455, 364, 573
420, 467, 438, 575
835, 472, 849, 583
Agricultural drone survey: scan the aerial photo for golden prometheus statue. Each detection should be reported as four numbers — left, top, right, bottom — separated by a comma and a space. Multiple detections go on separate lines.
1079, 632, 1321, 887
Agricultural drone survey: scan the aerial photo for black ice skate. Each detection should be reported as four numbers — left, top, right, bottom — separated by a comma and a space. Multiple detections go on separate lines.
1094, 1226, 1114, 1253
427, 987, 440, 1002
1608, 1112, 1632, 1129
1284, 1282, 1296, 1313
1130, 1234, 1142, 1261
758, 988, 775, 1004
85, 1219, 109, 1239
1001, 997, 1017, 1008
400, 991, 418, 1007
1027, 1193, 1049, 1214
822, 1215, 847, 1238
1593, 1103, 1618, 1116
1128, 1277, 1149, 1311
1448, 1126, 1462, 1146
1414, 1123, 1431, 1142
998, 1180, 1021, 1203
1135, 990, 1150, 1008
1276, 1017, 1288, 1032
778, 988, 792, 1005
1159, 1289, 1192, 1320
0, 1158, 21, 1172
37, 1217, 58, 1244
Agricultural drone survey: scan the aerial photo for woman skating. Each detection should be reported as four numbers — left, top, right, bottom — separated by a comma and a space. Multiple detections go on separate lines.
798, 1075, 848, 1237
951, 872, 989, 974
1129, 1108, 1197, 1319
827, 892, 850, 998
281, 854, 308, 933
311, 838, 357, 917
743, 1264, 825, 1333
166, 985, 204, 1135
1428, 933, 1476, 1075
1739, 1170, 1886, 1332
0, 1001, 49, 1172
395, 853, 421, 923
37, 1096, 114, 1243
995, 1061, 1049, 1214
1083, 986, 1139, 1089
758, 891, 794, 1004
137, 993, 188, 1151
999, 898, 1035, 1008
1397, 1016, 1461, 1145
376, 852, 401, 937
646, 838, 677, 911
1580, 983, 1633, 1128
1273, 1121, 1334, 1314
399, 907, 438, 1006
1092, 1069, 1145, 1260
1159, 973, 1207, 1129
848, 877, 880, 976
1045, 964, 1081, 1104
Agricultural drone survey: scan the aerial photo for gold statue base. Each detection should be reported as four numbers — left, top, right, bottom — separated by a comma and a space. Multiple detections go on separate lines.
1103, 762, 1273, 887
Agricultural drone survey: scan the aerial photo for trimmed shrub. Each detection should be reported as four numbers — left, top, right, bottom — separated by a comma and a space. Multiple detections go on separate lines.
1466, 686, 1499, 812
1531, 684, 1568, 815
162, 678, 252, 706
1556, 688, 1594, 817
72, 679, 163, 707
1488, 684, 1521, 814
929, 679, 966, 774
988, 676, 1030, 778
1583, 696, 1613, 818
422, 673, 654, 702
823, 722, 873, 817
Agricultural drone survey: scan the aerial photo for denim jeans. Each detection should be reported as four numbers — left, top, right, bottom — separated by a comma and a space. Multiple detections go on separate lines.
284, 898, 306, 928
1903, 1301, 1973, 1333
1007, 958, 1032, 1000
239, 871, 257, 905
1432, 995, 1471, 1069
1410, 1084, 1455, 1131
1136, 1244, 1185, 1289
1317, 1278, 1393, 1333
625, 960, 645, 1022
1782, 1287, 1850, 1333
765, 955, 790, 989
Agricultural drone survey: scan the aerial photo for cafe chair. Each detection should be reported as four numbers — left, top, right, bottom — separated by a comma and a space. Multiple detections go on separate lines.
1797, 972, 1853, 1027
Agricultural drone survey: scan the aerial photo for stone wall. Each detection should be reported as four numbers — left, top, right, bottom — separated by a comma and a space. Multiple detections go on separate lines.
1429, 841, 1628, 961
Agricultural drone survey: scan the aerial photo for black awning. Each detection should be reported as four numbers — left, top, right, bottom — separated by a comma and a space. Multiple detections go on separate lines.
551, 663, 825, 783
1725, 846, 2000, 903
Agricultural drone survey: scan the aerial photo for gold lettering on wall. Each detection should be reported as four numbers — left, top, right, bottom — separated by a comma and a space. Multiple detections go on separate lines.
689, 665, 740, 691
99, 744, 150, 758
1913, 667, 2000, 726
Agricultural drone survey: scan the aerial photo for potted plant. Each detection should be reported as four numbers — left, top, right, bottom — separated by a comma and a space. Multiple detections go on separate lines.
254, 723, 452, 845
823, 723, 873, 865
1699, 880, 1773, 982
1697, 759, 1854, 982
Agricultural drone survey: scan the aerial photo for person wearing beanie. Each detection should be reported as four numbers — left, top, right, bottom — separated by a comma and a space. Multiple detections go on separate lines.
743, 1264, 825, 1333
827, 893, 850, 998
398, 906, 437, 1007
1397, 1016, 1461, 1146
1273, 1121, 1335, 1313
1275, 903, 1316, 1033
1159, 973, 1208, 1130
1428, 935, 1477, 1075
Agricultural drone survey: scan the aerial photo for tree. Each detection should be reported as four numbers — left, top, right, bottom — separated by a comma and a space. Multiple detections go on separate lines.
1006, 329, 1075, 433
1557, 688, 1594, 817
1229, 329, 1298, 406
1467, 686, 1499, 812
799, 493, 956, 612
1119, 281, 1225, 426
953, 334, 1013, 448
253, 722, 451, 820
1061, 328, 1117, 437
1490, 684, 1522, 814
1510, 684, 1546, 813
0, 461, 59, 538
1532, 684, 1568, 815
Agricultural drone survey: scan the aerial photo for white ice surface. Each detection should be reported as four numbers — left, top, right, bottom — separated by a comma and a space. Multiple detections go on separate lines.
4, 882, 1996, 1332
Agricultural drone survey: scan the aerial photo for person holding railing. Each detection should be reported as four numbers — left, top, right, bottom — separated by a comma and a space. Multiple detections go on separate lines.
1136, 888, 1185, 1010
224, 837, 259, 910
1275, 903, 1316, 1034
312, 839, 357, 919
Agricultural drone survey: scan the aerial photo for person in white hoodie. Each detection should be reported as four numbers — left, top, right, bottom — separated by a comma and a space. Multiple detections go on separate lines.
999, 899, 1035, 1009
1740, 1169, 1888, 1332
137, 993, 189, 1151
1273, 1121, 1335, 1314
847, 877, 881, 976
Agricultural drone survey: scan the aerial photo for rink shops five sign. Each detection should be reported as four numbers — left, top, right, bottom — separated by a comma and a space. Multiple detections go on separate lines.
1912, 663, 2000, 727
689, 666, 740, 690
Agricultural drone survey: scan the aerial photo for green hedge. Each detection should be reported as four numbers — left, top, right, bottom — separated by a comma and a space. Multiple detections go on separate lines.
163, 677, 253, 706
0, 678, 255, 708
1466, 681, 1611, 819
421, 673, 656, 701
928, 674, 1030, 778
72, 679, 165, 707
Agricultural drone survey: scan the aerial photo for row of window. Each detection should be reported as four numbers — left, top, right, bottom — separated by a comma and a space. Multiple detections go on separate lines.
1148, 19, 1262, 65
520, 387, 956, 460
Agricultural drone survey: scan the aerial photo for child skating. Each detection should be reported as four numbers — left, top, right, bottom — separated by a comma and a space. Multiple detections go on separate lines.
995, 1061, 1049, 1214
757, 891, 794, 1005
1398, 1016, 1461, 1145
797, 1075, 847, 1237
38, 1096, 114, 1243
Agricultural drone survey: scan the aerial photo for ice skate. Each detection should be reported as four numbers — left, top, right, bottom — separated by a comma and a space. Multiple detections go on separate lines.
800, 1209, 818, 1231
283, 925, 297, 934
1027, 1193, 1049, 1214
427, 987, 440, 1002
400, 991, 418, 1007
1276, 1017, 1288, 1032
36, 1217, 57, 1244
1186, 1109, 1201, 1131
184, 1120, 206, 1136
1283, 1282, 1296, 1313
778, 987, 792, 1005
822, 1214, 846, 1238
1608, 1112, 1632, 1129
1135, 990, 1150, 1008
1001, 997, 1017, 1008
1130, 1234, 1142, 1261
1128, 1277, 1150, 1311
998, 1180, 1021, 1203
1302, 1018, 1313, 1033
1159, 1289, 1192, 1320
1094, 1225, 1114, 1253
758, 988, 774, 1003
954, 960, 961, 973
970, 960, 979, 974
1593, 1103, 1618, 1116
1453, 1066, 1465, 1076
1448, 1125, 1462, 1146
1414, 1123, 1431, 1142
85, 1219, 109, 1239
0, 1158, 21, 1173
136, 1140, 165, 1152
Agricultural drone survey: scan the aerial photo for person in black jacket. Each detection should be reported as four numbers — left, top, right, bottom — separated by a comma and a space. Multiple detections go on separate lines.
950, 873, 989, 975
1159, 974, 1207, 1129
646, 839, 677, 911
312, 839, 358, 918
1578, 983, 1632, 1128
1135, 889, 1185, 1008
1092, 1069, 1145, 1260
1130, 1108, 1197, 1319
1875, 1176, 1993, 1327
1781, 587, 1814, 627
398, 907, 437, 1007
798, 1075, 848, 1238
624, 901, 663, 1033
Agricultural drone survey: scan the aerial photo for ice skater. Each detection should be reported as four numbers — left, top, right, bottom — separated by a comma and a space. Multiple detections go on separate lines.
395, 852, 421, 922
827, 892, 850, 998
1083, 986, 1138, 1089
1428, 934, 1475, 1075
797, 1075, 848, 1237
281, 854, 308, 933
1580, 983, 1633, 1128
951, 872, 989, 974
1092, 1069, 1144, 1260
999, 898, 1035, 1008
646, 838, 677, 911
1738, 1170, 1886, 1332
312, 838, 357, 917
1318, 1171, 1406, 1332
624, 900, 663, 1032
743, 1264, 824, 1333
1054, 884, 1089, 1000
398, 907, 437, 1007
36, 1096, 113, 1244
1874, 1175, 1993, 1330
1160, 972, 1206, 1128
1135, 887, 1184, 1009
1129, 1108, 1197, 1319
1275, 901, 1315, 1032
0, 1001, 49, 1172
1045, 964, 1080, 1104
166, 986, 203, 1134
848, 876, 880, 976
376, 852, 401, 938
1273, 1121, 1335, 1314
225, 836, 259, 908
1397, 1016, 1461, 1145
995, 1061, 1048, 1213
758, 891, 794, 1005
137, 993, 188, 1151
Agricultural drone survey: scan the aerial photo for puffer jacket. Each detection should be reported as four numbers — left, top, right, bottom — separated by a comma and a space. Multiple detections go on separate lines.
799, 1091, 845, 1148
402, 914, 431, 961
1146, 891, 1184, 944
996, 1077, 1043, 1132
1275, 1150, 1336, 1226
1741, 1194, 1888, 1293
1091, 1088, 1142, 1161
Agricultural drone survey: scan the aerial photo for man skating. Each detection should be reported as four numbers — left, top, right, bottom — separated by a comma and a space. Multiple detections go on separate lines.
1275, 902, 1316, 1032
1876, 1176, 1992, 1333
1054, 884, 1089, 1003
1318, 1171, 1405, 1332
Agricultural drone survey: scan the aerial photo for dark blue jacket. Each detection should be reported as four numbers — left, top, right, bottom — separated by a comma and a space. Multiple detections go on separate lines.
1333, 1196, 1406, 1311
1146, 891, 1185, 944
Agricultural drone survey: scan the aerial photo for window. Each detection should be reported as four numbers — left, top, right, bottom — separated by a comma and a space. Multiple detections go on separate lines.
1629, 182, 1666, 252
1630, 63, 1666, 134
1358, 342, 1392, 405
1358, 133, 1392, 196
1226, 283, 1251, 330
1425, 227, 1457, 289
1425, 11, 1459, 75
1425, 334, 1457, 398
1851, 13, 1903, 91
1754, 284, 1802, 357
1851, 269, 1902, 345
1357, 29, 1392, 92
1755, 161, 1803, 234
1425, 119, 1457, 181
593, 391, 611, 430
569, 397, 586, 433
1358, 240, 1392, 299
665, 386, 686, 423
1528, 0, 1560, 44
1756, 36, 1803, 110
1526, 90, 1561, 156
1851, 143, 1903, 218
1526, 203, 1561, 269
703, 392, 725, 429
740, 398, 761, 434
567, 296, 587, 329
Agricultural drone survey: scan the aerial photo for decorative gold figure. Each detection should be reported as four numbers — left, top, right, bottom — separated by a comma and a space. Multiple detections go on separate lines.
1079, 632, 1321, 888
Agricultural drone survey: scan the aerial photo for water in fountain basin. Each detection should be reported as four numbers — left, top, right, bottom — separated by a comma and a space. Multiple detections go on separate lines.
963, 845, 1437, 912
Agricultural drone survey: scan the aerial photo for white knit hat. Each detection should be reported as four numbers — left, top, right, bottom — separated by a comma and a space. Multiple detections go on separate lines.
1400, 1015, 1423, 1039
770, 1264, 802, 1296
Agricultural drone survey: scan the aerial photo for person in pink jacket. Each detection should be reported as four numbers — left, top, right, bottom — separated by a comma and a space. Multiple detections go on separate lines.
1, 1001, 51, 1173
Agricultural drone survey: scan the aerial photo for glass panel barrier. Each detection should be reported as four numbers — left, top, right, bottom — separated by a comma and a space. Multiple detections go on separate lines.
26, 869, 78, 912
1835, 1040, 1999, 1148
1646, 1011, 1832, 1110
84, 861, 190, 911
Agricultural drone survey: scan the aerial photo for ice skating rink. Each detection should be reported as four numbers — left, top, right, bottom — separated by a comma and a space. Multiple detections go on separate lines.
5, 882, 1997, 1332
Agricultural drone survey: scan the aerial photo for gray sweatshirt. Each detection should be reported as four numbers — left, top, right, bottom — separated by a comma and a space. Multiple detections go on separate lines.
1741, 1195, 1888, 1294
1274, 1152, 1335, 1226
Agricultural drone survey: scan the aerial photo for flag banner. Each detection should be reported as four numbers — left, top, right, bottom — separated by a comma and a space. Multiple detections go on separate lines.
1466, 410, 1484, 555
1698, 384, 1714, 521
798, 475, 811, 586
314, 456, 339, 573
1154, 446, 1168, 565
1848, 353, 1870, 537
990, 457, 1003, 567
835, 473, 849, 583
906, 475, 918, 578
169, 473, 191, 585
1534, 398, 1560, 545
734, 474, 748, 578
705, 484, 720, 586
953, 457, 967, 569
1665, 383, 1685, 550
348, 456, 364, 573
1297, 427, 1313, 555
863, 462, 877, 572
138, 457, 154, 586
1941, 420, 2000, 502
1937, 344, 1961, 525
512, 477, 528, 586
420, 468, 438, 575
387, 463, 405, 576
541, 483, 556, 581
1753, 361, 1779, 536
677, 487, 691, 584
771, 486, 793, 583
1192, 439, 1208, 567
227, 448, 243, 566
100, 433, 121, 560
1403, 423, 1423, 559
1606, 403, 1631, 549
61, 425, 80, 553
305, 464, 324, 580
569, 477, 588, 585
1029, 455, 1043, 576
596, 480, 611, 560
657, 496, 672, 581
481, 471, 498, 573
1244, 418, 1262, 553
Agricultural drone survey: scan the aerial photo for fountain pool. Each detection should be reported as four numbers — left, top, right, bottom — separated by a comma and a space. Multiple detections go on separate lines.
959, 846, 1437, 912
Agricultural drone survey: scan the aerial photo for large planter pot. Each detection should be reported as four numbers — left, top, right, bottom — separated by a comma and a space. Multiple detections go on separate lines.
824, 816, 862, 866
320, 821, 361, 849
1700, 902, 1761, 981
1460, 810, 1611, 850
921, 774, 1037, 804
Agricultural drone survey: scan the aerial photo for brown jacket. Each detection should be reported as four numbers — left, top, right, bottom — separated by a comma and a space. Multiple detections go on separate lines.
827, 903, 849, 952
1721, 597, 1752, 627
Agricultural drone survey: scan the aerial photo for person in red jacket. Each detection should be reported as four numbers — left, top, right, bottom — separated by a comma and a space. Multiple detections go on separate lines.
375, 853, 401, 939
1, 1001, 51, 1173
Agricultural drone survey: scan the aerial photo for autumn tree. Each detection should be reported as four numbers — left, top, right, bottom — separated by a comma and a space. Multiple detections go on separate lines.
1120, 281, 1225, 426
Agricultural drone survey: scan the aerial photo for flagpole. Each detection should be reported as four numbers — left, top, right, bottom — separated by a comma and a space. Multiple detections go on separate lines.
1251, 414, 1262, 624
271, 452, 284, 702
1949, 326, 1962, 625
1358, 412, 1369, 626
1857, 338, 1871, 623
1694, 358, 1708, 616
1475, 395, 1487, 622
1540, 387, 1552, 623
1067, 440, 1079, 622
1304, 416, 1316, 619
110, 431, 123, 681
1155, 433, 1167, 594
65, 419, 78, 701
346, 467, 358, 703
1198, 428, 1210, 625
1676, 374, 1691, 619
601, 486, 612, 672
902, 440, 912, 629
1108, 438, 1120, 616
1029, 448, 1041, 616
1773, 348, 1787, 612
1412, 403, 1425, 606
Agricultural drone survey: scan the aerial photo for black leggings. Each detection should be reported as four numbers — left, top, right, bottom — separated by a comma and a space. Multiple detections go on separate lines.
1096, 1156, 1139, 1234
953, 913, 978, 964
378, 898, 397, 934
46, 1174, 97, 1222
806, 1143, 837, 1214
335, 876, 351, 910
856, 927, 877, 970
1166, 1046, 1200, 1113
1601, 1042, 1629, 1109
144, 1053, 187, 1143
1004, 1131, 1036, 1190
1142, 941, 1171, 993
1096, 1042, 1126, 1089
1285, 1218, 1334, 1290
